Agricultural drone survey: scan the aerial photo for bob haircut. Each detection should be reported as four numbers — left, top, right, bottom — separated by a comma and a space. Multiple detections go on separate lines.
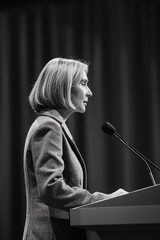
29, 58, 89, 113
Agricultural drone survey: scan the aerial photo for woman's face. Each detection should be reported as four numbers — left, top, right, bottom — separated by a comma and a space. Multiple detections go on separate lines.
71, 71, 93, 113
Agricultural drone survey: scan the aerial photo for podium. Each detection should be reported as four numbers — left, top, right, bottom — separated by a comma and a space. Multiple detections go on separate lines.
70, 184, 160, 239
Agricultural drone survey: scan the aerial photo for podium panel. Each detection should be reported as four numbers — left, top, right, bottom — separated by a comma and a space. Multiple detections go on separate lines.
70, 184, 160, 239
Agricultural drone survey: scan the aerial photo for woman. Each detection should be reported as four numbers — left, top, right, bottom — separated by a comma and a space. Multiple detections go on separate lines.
22, 58, 127, 240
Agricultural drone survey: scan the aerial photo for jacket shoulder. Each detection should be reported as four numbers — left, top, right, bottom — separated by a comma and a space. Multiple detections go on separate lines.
32, 115, 62, 137
25, 115, 62, 147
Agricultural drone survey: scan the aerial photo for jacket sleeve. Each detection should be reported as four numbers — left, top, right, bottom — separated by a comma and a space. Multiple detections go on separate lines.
31, 120, 110, 211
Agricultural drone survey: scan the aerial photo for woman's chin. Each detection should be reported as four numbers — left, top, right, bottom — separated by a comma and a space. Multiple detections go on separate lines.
76, 107, 86, 114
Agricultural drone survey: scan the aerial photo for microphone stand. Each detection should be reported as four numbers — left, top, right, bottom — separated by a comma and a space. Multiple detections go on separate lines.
113, 132, 158, 186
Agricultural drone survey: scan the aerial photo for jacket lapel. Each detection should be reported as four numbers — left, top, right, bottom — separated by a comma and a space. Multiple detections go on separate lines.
61, 122, 87, 189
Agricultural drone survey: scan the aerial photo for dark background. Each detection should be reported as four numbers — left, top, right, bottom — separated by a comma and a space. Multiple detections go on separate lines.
0, 0, 160, 239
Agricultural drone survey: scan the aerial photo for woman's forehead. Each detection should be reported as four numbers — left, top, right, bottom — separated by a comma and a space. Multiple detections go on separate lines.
81, 71, 88, 81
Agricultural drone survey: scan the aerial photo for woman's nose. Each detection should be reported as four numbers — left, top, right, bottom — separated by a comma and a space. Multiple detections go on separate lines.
87, 87, 93, 97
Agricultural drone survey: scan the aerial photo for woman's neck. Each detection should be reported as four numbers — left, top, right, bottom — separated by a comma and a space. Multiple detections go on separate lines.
58, 108, 74, 121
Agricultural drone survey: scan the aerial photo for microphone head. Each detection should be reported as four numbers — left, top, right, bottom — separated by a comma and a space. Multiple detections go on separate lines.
101, 122, 116, 135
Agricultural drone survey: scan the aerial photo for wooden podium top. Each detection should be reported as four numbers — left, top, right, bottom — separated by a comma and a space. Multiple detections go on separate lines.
70, 184, 160, 227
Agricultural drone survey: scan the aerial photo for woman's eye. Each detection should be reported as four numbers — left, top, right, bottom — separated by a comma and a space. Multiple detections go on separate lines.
81, 80, 87, 86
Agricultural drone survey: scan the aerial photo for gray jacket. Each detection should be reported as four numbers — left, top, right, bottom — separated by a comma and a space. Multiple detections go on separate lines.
22, 110, 107, 240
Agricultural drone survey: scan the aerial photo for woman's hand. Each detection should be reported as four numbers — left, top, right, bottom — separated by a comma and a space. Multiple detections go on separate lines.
110, 188, 128, 198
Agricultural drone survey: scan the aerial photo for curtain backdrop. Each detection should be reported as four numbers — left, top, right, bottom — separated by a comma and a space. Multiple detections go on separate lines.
0, 0, 160, 239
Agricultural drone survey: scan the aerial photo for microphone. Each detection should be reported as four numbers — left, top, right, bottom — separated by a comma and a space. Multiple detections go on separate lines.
102, 122, 160, 186
102, 122, 116, 135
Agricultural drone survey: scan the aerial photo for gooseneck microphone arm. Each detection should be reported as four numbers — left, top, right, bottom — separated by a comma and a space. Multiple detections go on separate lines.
102, 122, 160, 186
113, 131, 156, 185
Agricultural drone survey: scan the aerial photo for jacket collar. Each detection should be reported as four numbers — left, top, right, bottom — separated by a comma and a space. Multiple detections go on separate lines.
38, 109, 74, 141
38, 109, 65, 125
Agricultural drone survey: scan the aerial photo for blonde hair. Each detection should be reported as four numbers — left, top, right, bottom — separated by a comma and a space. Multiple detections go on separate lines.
29, 58, 89, 113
